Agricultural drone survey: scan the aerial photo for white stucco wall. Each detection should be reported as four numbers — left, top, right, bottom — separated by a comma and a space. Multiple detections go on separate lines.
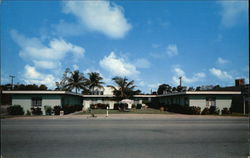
189, 98, 232, 114
12, 99, 31, 115
42, 99, 61, 114
189, 99, 207, 110
12, 98, 61, 115
82, 99, 116, 109
216, 99, 232, 110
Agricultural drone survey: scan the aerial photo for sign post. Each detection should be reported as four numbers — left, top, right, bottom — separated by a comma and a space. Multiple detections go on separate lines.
106, 106, 109, 117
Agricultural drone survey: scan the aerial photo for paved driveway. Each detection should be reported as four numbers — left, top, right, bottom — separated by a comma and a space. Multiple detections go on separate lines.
1, 116, 249, 158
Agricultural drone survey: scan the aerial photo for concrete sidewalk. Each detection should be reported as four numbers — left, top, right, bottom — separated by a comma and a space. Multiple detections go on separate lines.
4, 113, 248, 120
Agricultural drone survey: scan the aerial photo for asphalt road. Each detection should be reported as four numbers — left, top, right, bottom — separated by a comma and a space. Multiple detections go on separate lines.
1, 117, 249, 158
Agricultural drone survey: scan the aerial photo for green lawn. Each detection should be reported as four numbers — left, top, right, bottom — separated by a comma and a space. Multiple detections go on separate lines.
78, 108, 173, 115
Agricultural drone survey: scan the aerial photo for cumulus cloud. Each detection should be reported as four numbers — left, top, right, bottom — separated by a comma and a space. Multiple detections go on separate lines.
209, 68, 233, 80
23, 65, 56, 88
52, 20, 85, 37
218, 1, 248, 27
62, 1, 131, 38
10, 29, 85, 69
99, 52, 139, 77
134, 58, 151, 69
33, 60, 60, 69
172, 66, 206, 85
166, 44, 178, 57
217, 57, 229, 65
72, 64, 79, 70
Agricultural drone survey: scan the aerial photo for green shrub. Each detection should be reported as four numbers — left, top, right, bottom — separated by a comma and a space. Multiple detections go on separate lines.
7, 105, 24, 115
136, 104, 142, 109
53, 106, 62, 115
222, 107, 231, 115
201, 107, 210, 115
209, 106, 220, 115
44, 106, 52, 115
188, 106, 201, 115
131, 104, 136, 109
31, 107, 43, 115
90, 103, 108, 109
166, 104, 201, 115
114, 103, 128, 111
62, 104, 83, 114
26, 110, 31, 116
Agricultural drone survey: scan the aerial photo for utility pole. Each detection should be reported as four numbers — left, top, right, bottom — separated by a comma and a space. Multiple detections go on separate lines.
9, 75, 15, 90
179, 76, 182, 87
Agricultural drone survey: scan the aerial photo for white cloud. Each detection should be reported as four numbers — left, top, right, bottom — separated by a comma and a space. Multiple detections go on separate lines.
166, 44, 178, 57
99, 52, 139, 77
72, 64, 79, 70
172, 66, 206, 85
33, 60, 60, 69
23, 65, 56, 88
52, 20, 85, 37
218, 1, 248, 27
134, 58, 151, 69
217, 57, 229, 65
62, 1, 131, 39
209, 68, 233, 80
10, 30, 85, 69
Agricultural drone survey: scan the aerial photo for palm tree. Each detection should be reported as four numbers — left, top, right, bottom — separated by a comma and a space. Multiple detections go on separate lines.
157, 84, 172, 95
86, 72, 105, 94
108, 76, 136, 100
64, 70, 86, 93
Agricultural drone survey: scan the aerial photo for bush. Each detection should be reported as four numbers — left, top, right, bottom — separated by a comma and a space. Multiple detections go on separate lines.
189, 106, 201, 115
62, 104, 83, 114
166, 104, 201, 115
114, 103, 128, 111
90, 103, 108, 109
136, 104, 142, 109
26, 110, 31, 116
31, 107, 43, 115
222, 107, 231, 115
201, 108, 210, 115
53, 106, 62, 115
209, 106, 220, 115
7, 105, 24, 115
44, 106, 52, 115
62, 105, 75, 114
131, 104, 136, 109
201, 107, 220, 115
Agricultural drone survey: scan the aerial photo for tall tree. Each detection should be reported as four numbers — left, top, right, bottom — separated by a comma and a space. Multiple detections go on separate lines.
108, 77, 136, 100
64, 70, 86, 93
55, 68, 71, 91
86, 72, 105, 94
157, 84, 172, 95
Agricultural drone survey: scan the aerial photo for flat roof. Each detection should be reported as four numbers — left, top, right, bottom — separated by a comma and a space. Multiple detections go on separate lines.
1, 91, 83, 96
158, 91, 241, 97
2, 90, 241, 97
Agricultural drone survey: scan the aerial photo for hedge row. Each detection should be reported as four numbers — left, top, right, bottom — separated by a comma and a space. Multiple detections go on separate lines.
166, 104, 201, 115
114, 103, 128, 110
90, 103, 109, 109
53, 105, 83, 115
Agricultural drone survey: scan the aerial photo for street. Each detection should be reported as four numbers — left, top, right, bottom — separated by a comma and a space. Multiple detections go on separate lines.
1, 117, 249, 158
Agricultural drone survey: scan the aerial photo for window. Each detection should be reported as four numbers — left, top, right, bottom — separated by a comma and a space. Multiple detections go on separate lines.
206, 97, 216, 107
32, 98, 42, 107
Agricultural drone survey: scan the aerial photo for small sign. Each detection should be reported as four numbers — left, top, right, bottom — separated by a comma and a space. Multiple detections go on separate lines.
60, 110, 64, 116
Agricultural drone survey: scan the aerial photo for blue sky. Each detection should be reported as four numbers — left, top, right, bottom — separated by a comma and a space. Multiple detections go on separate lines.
1, 1, 249, 92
